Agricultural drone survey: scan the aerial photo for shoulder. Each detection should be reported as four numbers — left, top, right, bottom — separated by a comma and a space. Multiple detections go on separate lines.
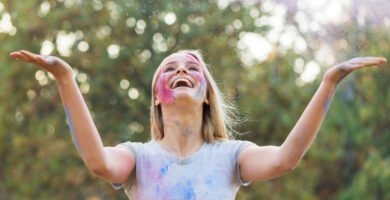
115, 140, 156, 156
206, 139, 254, 157
209, 139, 253, 150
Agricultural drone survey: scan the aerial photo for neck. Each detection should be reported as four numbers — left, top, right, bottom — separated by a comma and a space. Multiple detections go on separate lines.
158, 102, 204, 158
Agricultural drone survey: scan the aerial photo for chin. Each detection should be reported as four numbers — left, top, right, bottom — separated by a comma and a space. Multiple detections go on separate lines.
173, 89, 193, 97
173, 93, 203, 105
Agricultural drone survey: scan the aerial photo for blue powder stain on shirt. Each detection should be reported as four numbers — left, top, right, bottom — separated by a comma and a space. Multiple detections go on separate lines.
155, 184, 160, 193
184, 180, 196, 200
170, 179, 196, 200
205, 176, 214, 186
160, 164, 169, 175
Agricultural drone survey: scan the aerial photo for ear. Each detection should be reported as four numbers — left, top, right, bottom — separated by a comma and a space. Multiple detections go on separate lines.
154, 95, 161, 106
204, 95, 209, 105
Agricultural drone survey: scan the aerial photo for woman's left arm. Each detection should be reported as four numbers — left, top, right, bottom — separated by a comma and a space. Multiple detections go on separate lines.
239, 57, 387, 181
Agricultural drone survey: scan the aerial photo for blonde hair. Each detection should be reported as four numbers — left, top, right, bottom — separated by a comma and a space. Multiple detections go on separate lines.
150, 50, 237, 143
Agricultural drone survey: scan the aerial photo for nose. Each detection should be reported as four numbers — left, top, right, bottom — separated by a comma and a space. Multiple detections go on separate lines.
175, 66, 188, 74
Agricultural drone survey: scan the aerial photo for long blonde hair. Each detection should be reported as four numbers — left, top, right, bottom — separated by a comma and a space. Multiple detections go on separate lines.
150, 50, 237, 143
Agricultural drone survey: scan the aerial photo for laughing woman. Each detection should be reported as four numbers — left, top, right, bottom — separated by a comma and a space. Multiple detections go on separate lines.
9, 49, 386, 199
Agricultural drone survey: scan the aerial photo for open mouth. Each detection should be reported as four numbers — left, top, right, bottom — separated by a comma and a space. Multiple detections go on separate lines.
171, 78, 193, 89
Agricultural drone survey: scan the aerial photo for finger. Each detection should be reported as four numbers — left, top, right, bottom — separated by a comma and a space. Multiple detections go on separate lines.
20, 50, 39, 62
357, 60, 381, 66
9, 51, 22, 59
349, 64, 366, 71
379, 58, 387, 64
368, 58, 387, 64
349, 62, 381, 71
352, 57, 387, 64
16, 53, 35, 63
348, 59, 381, 67
9, 52, 32, 62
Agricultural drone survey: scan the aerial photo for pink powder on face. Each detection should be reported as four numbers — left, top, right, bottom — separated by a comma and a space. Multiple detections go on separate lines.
156, 73, 175, 105
155, 53, 207, 105
185, 53, 199, 63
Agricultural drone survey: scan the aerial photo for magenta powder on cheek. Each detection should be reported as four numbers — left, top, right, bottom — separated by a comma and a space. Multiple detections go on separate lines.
156, 74, 175, 105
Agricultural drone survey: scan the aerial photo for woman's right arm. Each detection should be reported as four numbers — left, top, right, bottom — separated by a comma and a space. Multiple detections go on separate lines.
9, 50, 135, 184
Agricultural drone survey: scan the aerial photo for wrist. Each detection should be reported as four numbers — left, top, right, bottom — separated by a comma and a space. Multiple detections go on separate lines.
55, 70, 75, 85
320, 78, 338, 91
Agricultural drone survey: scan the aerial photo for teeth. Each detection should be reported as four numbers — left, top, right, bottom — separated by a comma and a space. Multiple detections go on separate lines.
172, 78, 192, 88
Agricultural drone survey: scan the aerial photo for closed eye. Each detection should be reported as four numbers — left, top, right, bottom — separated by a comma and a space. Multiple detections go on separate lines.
164, 67, 175, 72
189, 67, 199, 71
188, 65, 200, 71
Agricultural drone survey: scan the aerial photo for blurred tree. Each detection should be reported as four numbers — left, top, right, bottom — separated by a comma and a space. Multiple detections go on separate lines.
0, 0, 389, 199
0, 0, 265, 199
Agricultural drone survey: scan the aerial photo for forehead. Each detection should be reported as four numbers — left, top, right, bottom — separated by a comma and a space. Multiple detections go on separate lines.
162, 53, 200, 66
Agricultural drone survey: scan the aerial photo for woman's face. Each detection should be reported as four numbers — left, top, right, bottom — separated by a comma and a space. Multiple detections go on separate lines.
155, 53, 207, 105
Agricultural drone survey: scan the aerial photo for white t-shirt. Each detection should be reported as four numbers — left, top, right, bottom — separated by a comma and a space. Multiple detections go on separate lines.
112, 139, 252, 200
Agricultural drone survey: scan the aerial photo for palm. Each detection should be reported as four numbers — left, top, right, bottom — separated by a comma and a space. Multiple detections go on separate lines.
9, 50, 72, 78
323, 57, 387, 84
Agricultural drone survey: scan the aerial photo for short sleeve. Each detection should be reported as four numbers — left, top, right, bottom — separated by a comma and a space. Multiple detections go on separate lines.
110, 141, 138, 190
233, 140, 254, 186
116, 141, 137, 156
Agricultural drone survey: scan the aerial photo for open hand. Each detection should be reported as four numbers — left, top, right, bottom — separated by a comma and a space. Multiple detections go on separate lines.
323, 57, 387, 86
9, 50, 73, 79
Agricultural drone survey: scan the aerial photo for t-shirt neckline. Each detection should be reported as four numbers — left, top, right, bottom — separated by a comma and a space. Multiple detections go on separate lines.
150, 140, 207, 165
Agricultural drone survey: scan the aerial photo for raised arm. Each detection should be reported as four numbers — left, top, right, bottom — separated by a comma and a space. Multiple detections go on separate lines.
9, 50, 135, 184
239, 57, 387, 181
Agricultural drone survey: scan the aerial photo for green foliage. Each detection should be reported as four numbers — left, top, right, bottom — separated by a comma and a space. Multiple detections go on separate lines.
0, 0, 389, 199
336, 151, 390, 200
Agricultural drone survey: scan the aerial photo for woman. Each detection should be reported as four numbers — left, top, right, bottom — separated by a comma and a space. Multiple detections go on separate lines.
9, 50, 386, 199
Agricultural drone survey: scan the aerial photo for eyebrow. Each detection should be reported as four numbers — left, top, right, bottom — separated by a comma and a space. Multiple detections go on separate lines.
164, 60, 200, 67
186, 53, 199, 61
